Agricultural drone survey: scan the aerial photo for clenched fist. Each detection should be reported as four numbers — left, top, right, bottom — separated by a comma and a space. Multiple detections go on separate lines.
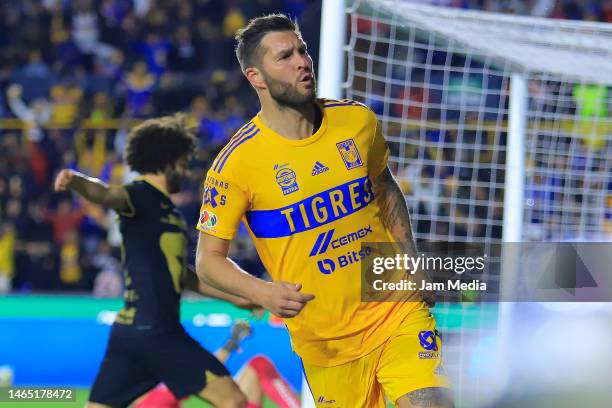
54, 169, 76, 192
255, 281, 315, 318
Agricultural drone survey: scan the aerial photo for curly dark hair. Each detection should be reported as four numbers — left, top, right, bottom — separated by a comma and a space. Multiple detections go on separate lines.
235, 13, 301, 72
125, 114, 196, 174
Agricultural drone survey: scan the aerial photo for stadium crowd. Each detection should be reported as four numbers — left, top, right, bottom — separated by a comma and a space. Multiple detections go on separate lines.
0, 0, 610, 294
0, 0, 321, 293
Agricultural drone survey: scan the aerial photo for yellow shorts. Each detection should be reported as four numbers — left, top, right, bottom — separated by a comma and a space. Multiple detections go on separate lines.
302, 309, 451, 407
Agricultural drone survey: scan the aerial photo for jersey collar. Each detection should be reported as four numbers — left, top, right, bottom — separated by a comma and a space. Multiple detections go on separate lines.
253, 101, 328, 147
136, 176, 171, 198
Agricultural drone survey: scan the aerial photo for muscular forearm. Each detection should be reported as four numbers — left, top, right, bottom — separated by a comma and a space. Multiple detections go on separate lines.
184, 265, 253, 306
375, 168, 418, 255
374, 167, 435, 305
68, 173, 110, 205
197, 280, 250, 305
65, 171, 130, 213
196, 252, 268, 305
196, 234, 314, 317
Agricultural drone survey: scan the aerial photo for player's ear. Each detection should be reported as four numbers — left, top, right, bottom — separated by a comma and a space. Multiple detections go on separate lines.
245, 67, 267, 90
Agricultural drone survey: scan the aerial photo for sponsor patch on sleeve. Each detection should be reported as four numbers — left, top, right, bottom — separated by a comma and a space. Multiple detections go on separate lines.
198, 209, 218, 232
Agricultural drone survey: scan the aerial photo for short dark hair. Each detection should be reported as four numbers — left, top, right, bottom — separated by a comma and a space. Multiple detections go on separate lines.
125, 114, 196, 174
235, 13, 301, 72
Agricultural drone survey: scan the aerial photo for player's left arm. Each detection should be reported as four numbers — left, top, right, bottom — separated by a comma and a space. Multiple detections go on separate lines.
372, 167, 418, 254
367, 111, 418, 252
372, 166, 435, 306
369, 111, 435, 306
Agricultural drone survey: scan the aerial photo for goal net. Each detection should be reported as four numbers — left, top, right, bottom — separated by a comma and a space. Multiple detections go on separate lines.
339, 1, 612, 406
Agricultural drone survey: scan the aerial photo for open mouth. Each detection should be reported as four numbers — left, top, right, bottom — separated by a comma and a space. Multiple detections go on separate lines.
299, 74, 313, 83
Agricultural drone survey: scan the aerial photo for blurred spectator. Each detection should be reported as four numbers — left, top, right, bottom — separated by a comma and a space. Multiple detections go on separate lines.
195, 17, 235, 70
573, 83, 609, 119
50, 7, 82, 76
13, 201, 56, 291
13, 50, 54, 99
58, 228, 82, 286
399, 164, 441, 234
92, 265, 123, 298
91, 48, 125, 95
604, 0, 612, 22
167, 26, 202, 73
71, 0, 101, 55
188, 95, 226, 148
123, 61, 156, 117
45, 198, 85, 245
88, 92, 115, 124
135, 32, 170, 79
0, 221, 15, 294
223, 6, 247, 38
6, 84, 52, 142
50, 76, 83, 128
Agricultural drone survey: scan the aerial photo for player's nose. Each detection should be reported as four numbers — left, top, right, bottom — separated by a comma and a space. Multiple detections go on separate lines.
295, 53, 311, 72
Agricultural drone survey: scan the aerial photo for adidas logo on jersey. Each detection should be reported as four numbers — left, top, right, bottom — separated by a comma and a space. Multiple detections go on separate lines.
311, 161, 329, 176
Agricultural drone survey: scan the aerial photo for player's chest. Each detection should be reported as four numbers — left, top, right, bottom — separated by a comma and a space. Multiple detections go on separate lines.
248, 134, 371, 208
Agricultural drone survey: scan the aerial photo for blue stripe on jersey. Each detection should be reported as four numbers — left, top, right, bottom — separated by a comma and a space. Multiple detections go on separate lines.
217, 121, 254, 159
245, 176, 374, 238
213, 122, 256, 172
213, 122, 255, 171
217, 128, 260, 173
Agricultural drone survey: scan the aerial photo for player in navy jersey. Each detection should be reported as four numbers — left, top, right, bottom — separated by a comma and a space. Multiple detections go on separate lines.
54, 114, 249, 408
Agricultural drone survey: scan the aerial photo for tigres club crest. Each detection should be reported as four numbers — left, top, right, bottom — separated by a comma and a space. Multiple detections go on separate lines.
336, 139, 363, 170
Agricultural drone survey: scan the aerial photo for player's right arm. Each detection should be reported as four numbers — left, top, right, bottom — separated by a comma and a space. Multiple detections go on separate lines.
196, 233, 314, 318
54, 169, 132, 214
195, 168, 313, 318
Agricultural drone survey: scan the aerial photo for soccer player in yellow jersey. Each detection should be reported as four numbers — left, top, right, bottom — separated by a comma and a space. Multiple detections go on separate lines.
196, 14, 452, 408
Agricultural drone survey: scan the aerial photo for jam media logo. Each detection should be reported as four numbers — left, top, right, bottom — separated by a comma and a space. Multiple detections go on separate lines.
317, 259, 336, 275
274, 163, 299, 196
311, 161, 329, 176
336, 139, 363, 170
198, 210, 217, 231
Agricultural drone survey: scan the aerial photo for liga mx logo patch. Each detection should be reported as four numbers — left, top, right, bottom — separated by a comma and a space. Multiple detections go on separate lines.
274, 163, 299, 196
337, 139, 363, 170
198, 210, 217, 231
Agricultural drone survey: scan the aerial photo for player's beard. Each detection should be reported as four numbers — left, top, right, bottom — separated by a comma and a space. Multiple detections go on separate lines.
263, 72, 316, 109
165, 167, 183, 194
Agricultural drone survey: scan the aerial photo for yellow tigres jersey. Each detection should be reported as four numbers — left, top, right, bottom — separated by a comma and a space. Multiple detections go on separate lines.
197, 98, 425, 366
